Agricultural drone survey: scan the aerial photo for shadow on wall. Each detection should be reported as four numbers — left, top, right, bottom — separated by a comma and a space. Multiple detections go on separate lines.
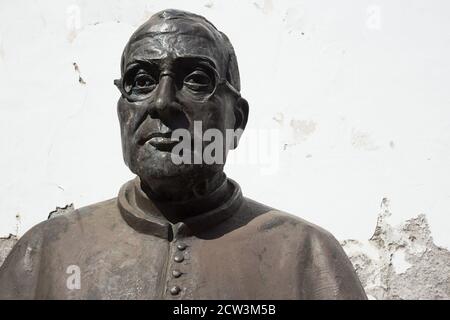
1, 200, 449, 300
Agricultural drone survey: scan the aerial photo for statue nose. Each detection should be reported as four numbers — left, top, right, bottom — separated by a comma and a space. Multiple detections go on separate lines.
152, 72, 176, 115
148, 72, 189, 131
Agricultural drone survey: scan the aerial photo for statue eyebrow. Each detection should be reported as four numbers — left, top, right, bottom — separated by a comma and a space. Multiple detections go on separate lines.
124, 58, 160, 71
125, 56, 218, 74
175, 55, 217, 69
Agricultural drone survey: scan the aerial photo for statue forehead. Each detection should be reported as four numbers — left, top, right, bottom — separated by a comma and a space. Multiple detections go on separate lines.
122, 17, 228, 75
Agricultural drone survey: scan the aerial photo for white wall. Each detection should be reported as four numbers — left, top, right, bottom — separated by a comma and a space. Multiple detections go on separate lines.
1, 0, 450, 249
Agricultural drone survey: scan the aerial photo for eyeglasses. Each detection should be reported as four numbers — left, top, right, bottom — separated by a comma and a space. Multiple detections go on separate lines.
114, 57, 240, 103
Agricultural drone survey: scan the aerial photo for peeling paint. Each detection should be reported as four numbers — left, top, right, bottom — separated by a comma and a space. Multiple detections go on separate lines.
66, 4, 82, 43
282, 6, 306, 36
204, 1, 214, 9
0, 234, 18, 267
48, 203, 75, 220
272, 112, 284, 125
253, 0, 274, 14
15, 213, 21, 236
342, 198, 450, 299
350, 128, 379, 151
73, 62, 86, 85
391, 249, 411, 274
290, 119, 316, 142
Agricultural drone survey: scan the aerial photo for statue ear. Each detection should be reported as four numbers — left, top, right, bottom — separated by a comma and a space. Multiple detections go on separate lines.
234, 97, 249, 131
232, 97, 249, 149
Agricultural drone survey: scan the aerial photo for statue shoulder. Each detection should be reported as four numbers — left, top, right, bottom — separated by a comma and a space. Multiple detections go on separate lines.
244, 204, 366, 299
2, 198, 119, 264
0, 198, 119, 299
242, 198, 337, 243
246, 205, 367, 299
28, 197, 119, 236
256, 207, 351, 257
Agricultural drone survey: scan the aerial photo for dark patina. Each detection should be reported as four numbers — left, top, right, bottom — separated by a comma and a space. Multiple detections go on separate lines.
0, 9, 366, 299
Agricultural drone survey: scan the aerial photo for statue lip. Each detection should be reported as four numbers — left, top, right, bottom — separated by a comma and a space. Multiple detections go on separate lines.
139, 131, 181, 152
139, 131, 171, 144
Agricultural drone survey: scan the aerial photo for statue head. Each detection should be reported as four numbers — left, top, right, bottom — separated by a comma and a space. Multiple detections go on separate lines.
115, 9, 249, 192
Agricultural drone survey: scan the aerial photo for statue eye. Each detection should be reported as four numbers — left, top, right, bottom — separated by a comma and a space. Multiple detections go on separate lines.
183, 70, 213, 92
133, 73, 156, 90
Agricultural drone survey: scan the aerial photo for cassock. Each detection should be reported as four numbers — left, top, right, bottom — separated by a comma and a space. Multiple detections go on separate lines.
0, 178, 367, 299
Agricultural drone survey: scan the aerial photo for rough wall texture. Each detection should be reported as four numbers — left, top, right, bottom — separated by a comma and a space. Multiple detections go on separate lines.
0, 235, 17, 267
342, 198, 450, 300
1, 199, 449, 300
47, 203, 75, 220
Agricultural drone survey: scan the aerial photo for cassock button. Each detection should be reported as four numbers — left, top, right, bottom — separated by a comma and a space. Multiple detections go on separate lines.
172, 270, 182, 278
174, 253, 184, 263
170, 286, 181, 295
177, 242, 187, 251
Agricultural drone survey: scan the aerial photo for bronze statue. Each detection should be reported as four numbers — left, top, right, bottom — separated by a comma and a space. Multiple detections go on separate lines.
0, 9, 366, 299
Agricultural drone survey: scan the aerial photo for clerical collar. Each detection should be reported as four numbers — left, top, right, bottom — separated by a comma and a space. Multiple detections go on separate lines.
117, 176, 243, 240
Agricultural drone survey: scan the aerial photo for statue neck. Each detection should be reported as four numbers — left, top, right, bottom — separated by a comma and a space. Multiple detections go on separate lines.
139, 171, 232, 220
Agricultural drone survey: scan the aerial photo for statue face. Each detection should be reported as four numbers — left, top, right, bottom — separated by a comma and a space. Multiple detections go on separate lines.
116, 16, 247, 182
